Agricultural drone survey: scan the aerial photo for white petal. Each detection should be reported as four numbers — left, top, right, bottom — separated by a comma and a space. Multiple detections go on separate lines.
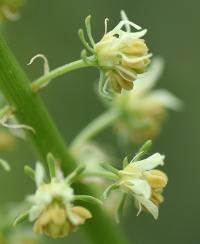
149, 89, 183, 111
29, 205, 44, 222
127, 179, 151, 199
136, 196, 159, 219
133, 153, 165, 171
134, 57, 164, 94
35, 162, 45, 187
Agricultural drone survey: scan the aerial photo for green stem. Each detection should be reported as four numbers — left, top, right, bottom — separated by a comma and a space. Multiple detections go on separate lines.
82, 171, 119, 181
0, 36, 128, 244
31, 59, 92, 92
70, 109, 119, 152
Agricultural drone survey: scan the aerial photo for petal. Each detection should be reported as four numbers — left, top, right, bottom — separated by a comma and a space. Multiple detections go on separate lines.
149, 89, 183, 111
127, 179, 151, 199
134, 57, 164, 94
137, 196, 159, 219
29, 205, 44, 222
133, 153, 165, 171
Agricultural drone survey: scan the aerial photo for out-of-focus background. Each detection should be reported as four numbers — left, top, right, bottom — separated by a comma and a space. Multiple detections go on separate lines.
0, 0, 199, 243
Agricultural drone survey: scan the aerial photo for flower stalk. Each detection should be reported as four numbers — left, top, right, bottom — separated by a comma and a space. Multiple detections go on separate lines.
0, 36, 128, 244
70, 109, 120, 152
31, 59, 93, 92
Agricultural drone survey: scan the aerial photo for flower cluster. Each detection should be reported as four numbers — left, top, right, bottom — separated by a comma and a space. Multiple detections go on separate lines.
103, 140, 168, 219
79, 11, 151, 94
112, 58, 183, 144
14, 154, 101, 239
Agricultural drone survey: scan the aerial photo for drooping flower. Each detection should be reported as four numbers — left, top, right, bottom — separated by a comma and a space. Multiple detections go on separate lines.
94, 19, 151, 93
112, 57, 183, 143
103, 141, 168, 219
79, 11, 151, 94
118, 153, 167, 219
14, 154, 101, 239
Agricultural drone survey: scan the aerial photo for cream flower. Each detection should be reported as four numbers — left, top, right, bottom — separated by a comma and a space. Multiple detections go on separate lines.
103, 144, 168, 220
26, 163, 92, 238
118, 153, 167, 219
113, 57, 183, 143
14, 154, 102, 238
94, 19, 151, 93
79, 12, 151, 94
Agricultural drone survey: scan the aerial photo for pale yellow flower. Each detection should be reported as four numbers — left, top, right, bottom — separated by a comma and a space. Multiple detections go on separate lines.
118, 153, 168, 219
113, 58, 183, 143
94, 19, 151, 93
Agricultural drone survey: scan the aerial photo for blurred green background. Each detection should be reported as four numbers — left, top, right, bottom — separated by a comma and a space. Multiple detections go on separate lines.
0, 0, 199, 243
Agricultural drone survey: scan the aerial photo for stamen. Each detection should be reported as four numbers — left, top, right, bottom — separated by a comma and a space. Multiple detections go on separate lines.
78, 29, 95, 54
104, 18, 109, 35
109, 20, 142, 36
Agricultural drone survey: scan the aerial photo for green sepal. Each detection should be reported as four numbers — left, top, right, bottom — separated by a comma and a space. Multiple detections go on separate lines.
47, 152, 56, 179
115, 194, 127, 224
133, 140, 152, 162
24, 165, 35, 181
85, 15, 95, 47
103, 183, 119, 199
122, 156, 129, 169
74, 195, 102, 207
78, 29, 94, 54
13, 211, 29, 227
65, 164, 86, 185
0, 159, 10, 172
101, 163, 119, 176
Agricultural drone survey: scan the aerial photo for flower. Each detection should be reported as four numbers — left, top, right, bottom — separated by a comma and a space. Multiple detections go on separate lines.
26, 163, 92, 238
118, 153, 167, 219
94, 18, 151, 93
79, 11, 151, 94
14, 154, 101, 239
0, 0, 24, 22
112, 57, 183, 143
103, 143, 168, 220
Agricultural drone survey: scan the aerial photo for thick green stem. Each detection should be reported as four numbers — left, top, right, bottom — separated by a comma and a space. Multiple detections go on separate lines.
31, 59, 92, 91
70, 109, 119, 152
0, 36, 128, 244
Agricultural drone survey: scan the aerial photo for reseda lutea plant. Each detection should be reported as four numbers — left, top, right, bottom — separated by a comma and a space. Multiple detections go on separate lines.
0, 9, 181, 244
